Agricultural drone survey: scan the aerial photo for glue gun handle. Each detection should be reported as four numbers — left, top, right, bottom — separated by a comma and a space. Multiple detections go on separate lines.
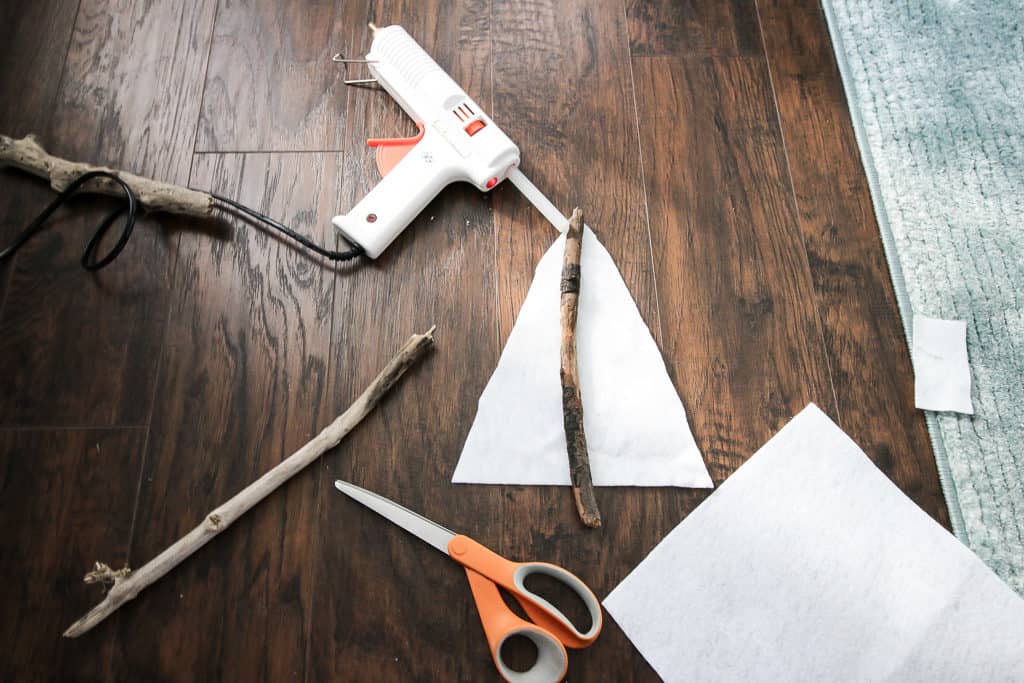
332, 139, 456, 259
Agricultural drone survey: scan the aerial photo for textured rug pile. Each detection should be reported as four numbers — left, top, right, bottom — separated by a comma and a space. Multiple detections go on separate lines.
822, 0, 1023, 592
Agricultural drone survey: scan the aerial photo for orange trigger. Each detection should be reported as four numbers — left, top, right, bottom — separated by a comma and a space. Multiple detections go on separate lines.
367, 122, 426, 177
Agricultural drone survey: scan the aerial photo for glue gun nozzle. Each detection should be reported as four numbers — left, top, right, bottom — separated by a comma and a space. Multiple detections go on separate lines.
368, 22, 378, 33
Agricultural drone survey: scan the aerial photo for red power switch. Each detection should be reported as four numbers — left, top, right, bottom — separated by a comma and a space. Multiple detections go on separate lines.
465, 120, 486, 136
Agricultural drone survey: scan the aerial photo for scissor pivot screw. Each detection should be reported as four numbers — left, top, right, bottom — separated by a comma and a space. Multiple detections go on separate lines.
450, 538, 468, 555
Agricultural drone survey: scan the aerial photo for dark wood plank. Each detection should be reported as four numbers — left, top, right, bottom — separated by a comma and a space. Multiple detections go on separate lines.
0, 0, 218, 427
0, 0, 80, 330
0, 0, 78, 137
625, 0, 762, 56
755, 0, 948, 525
108, 152, 338, 680
197, 0, 352, 152
308, 2, 505, 681
489, 1, 696, 680
491, 0, 661, 343
0, 427, 145, 682
633, 54, 837, 478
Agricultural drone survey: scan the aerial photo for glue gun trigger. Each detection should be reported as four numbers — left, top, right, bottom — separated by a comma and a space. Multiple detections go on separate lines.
367, 122, 426, 177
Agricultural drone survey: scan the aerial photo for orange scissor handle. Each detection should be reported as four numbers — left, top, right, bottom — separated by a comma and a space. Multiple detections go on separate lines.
447, 535, 603, 650
464, 568, 569, 683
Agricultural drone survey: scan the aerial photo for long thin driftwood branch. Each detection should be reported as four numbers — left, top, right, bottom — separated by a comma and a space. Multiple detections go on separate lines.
0, 133, 214, 217
560, 208, 601, 528
63, 327, 436, 638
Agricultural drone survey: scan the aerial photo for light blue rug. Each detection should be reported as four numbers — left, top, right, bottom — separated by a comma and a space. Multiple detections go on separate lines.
821, 0, 1023, 593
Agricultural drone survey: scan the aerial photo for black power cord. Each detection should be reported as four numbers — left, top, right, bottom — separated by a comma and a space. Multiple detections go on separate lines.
0, 170, 364, 270
207, 191, 363, 263
0, 171, 138, 270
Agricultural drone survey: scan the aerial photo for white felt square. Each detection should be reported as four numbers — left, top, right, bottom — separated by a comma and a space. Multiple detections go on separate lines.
603, 405, 1024, 682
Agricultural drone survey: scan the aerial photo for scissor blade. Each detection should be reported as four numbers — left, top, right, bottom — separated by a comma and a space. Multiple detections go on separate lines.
334, 480, 455, 555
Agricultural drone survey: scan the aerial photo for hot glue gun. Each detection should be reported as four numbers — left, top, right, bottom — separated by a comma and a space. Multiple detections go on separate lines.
333, 23, 569, 258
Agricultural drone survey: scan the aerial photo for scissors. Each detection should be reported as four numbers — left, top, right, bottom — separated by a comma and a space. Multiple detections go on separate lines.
334, 480, 603, 682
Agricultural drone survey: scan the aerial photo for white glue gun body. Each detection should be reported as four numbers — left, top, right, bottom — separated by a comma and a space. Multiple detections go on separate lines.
333, 26, 521, 258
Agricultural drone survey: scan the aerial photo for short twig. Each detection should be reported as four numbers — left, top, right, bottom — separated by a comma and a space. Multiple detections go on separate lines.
82, 562, 132, 588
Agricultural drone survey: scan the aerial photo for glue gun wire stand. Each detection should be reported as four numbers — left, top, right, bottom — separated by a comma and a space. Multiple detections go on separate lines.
0, 134, 363, 271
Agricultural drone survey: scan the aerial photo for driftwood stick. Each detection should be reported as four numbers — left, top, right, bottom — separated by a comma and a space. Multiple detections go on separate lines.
63, 327, 436, 638
0, 133, 214, 217
560, 208, 601, 528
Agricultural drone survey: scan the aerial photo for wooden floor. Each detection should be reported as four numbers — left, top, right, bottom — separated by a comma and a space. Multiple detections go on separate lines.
0, 1, 948, 680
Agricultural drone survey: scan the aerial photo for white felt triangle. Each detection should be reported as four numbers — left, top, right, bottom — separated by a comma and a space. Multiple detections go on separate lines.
453, 228, 713, 488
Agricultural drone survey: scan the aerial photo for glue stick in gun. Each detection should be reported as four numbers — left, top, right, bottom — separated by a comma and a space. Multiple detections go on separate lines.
333, 24, 570, 258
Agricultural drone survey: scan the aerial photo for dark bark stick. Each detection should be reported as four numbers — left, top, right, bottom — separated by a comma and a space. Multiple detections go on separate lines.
560, 208, 601, 528
63, 327, 436, 637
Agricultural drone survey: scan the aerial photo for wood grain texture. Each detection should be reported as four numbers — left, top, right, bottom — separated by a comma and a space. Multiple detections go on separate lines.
0, 0, 217, 427
108, 152, 340, 680
632, 53, 836, 481
626, 0, 762, 56
197, 0, 351, 152
492, 0, 661, 344
308, 2, 506, 681
0, 428, 144, 682
0, 0, 79, 138
490, 2, 698, 679
0, 0, 81, 334
0, 0, 953, 679
755, 0, 949, 525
